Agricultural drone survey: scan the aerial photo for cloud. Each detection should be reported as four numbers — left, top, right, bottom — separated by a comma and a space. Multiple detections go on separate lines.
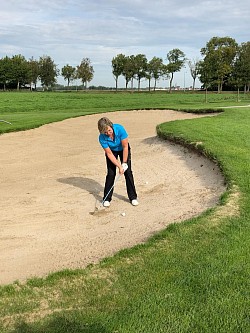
0, 0, 249, 86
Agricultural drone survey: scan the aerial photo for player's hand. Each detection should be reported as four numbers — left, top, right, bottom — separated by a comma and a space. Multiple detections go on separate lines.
122, 163, 128, 172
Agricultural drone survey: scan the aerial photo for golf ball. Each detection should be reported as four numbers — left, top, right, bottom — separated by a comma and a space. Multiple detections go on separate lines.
145, 181, 148, 184
121, 212, 126, 217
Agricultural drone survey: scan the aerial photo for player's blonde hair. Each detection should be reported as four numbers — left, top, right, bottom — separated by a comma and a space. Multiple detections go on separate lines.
98, 117, 113, 134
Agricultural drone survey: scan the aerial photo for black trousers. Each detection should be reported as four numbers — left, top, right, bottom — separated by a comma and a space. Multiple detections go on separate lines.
104, 146, 137, 202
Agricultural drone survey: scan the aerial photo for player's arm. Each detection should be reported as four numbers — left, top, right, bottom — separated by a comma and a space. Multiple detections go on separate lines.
104, 147, 124, 174
121, 138, 129, 164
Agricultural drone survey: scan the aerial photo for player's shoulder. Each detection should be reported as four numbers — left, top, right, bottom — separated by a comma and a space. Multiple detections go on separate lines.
99, 133, 106, 142
114, 123, 125, 132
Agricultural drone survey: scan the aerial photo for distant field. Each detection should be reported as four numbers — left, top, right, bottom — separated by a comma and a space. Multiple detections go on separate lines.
0, 90, 249, 134
0, 91, 250, 333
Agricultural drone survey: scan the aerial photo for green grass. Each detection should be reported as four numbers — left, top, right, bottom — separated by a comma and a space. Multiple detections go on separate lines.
0, 90, 249, 134
0, 91, 250, 333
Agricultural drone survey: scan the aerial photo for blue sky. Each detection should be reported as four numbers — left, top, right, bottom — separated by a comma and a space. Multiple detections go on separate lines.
1, 0, 249, 88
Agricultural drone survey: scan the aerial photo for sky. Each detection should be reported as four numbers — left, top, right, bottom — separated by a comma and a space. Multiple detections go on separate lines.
1, 0, 249, 88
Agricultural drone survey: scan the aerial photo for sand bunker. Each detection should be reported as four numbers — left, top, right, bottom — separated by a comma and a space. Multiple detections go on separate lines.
0, 110, 225, 285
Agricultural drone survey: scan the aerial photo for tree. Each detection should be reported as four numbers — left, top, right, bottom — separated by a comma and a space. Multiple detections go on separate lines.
39, 55, 59, 90
133, 54, 148, 91
112, 54, 126, 91
200, 36, 238, 93
166, 48, 186, 93
27, 57, 39, 91
128, 55, 137, 90
230, 58, 243, 102
147, 57, 164, 91
61, 64, 76, 88
0, 56, 12, 90
187, 58, 200, 91
229, 42, 250, 100
76, 58, 94, 89
236, 42, 250, 93
197, 60, 214, 103
122, 56, 135, 89
11, 54, 29, 90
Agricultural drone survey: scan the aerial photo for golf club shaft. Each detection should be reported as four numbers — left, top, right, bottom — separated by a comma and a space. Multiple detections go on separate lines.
0, 120, 12, 125
101, 173, 121, 205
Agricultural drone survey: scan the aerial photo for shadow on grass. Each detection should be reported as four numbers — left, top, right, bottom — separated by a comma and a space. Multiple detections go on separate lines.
13, 316, 109, 333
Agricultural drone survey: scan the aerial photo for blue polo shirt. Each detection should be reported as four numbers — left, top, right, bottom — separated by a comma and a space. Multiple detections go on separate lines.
99, 124, 128, 151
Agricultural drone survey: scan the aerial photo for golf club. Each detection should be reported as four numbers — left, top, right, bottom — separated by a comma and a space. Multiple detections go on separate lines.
0, 120, 12, 125
93, 163, 128, 214
94, 173, 121, 213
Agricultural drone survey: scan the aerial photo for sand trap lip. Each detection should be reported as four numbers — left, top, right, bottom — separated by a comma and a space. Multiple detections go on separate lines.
0, 110, 225, 285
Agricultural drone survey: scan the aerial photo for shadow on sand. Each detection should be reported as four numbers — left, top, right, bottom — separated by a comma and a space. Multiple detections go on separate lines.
57, 176, 127, 203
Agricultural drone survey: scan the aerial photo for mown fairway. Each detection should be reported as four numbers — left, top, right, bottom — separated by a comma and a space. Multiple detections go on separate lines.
0, 90, 249, 134
0, 91, 250, 333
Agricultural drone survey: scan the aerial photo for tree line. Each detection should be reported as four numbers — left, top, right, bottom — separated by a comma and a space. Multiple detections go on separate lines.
0, 56, 94, 91
0, 36, 249, 93
112, 37, 250, 94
